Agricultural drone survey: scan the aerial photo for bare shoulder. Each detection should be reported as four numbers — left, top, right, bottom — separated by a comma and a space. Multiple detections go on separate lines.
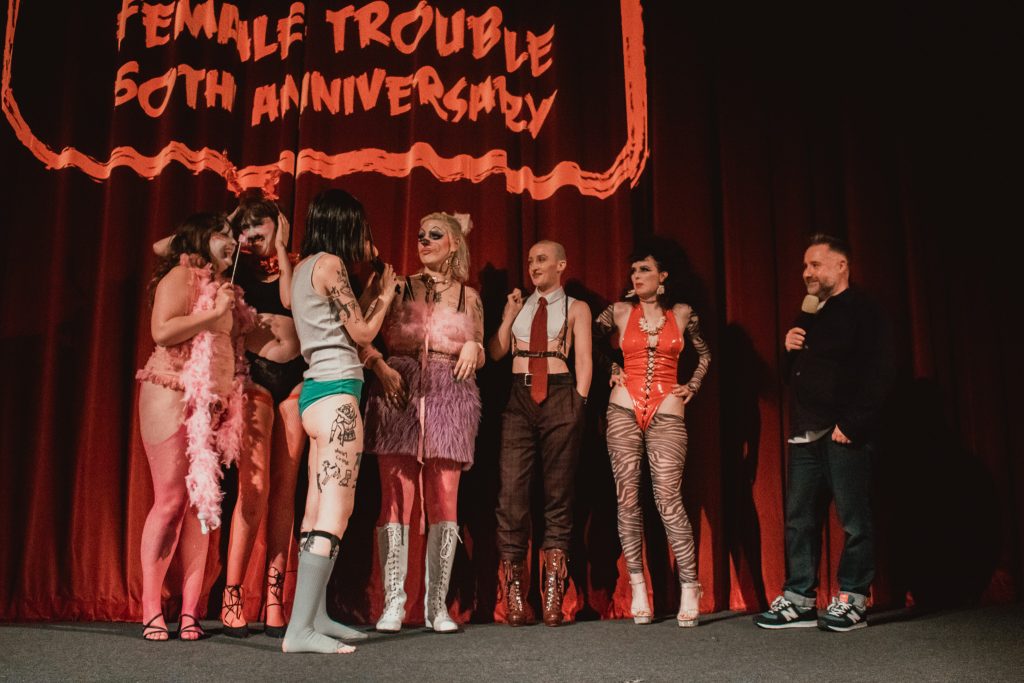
313, 252, 343, 274
673, 302, 694, 323
156, 263, 192, 292
570, 298, 592, 318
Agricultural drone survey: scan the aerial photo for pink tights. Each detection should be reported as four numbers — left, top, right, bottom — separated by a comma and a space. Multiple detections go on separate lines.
377, 454, 461, 525
140, 427, 210, 623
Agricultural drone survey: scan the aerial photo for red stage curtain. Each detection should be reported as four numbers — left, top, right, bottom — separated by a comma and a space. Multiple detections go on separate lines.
1, 2, 1018, 622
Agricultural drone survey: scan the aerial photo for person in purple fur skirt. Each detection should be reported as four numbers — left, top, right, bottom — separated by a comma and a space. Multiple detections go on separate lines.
361, 212, 484, 634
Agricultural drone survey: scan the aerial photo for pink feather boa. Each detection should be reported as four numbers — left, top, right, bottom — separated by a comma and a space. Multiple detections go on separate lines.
179, 259, 256, 532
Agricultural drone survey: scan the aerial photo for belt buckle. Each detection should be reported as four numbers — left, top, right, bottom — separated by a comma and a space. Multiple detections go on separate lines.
523, 373, 532, 387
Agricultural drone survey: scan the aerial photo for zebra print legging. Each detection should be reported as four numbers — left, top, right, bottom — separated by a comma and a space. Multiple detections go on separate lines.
606, 404, 696, 581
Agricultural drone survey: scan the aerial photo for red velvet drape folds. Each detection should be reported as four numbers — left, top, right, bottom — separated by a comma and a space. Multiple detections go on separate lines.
1, 2, 1019, 622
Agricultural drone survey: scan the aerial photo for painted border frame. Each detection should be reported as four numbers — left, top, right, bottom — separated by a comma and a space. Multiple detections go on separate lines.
3, 0, 648, 200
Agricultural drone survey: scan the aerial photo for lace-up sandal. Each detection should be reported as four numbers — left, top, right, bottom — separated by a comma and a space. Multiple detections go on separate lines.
263, 567, 287, 638
142, 614, 169, 642
177, 613, 206, 641
677, 581, 702, 627
629, 575, 652, 625
220, 584, 250, 638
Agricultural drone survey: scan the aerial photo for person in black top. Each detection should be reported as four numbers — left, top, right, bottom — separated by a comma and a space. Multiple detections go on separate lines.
754, 233, 892, 632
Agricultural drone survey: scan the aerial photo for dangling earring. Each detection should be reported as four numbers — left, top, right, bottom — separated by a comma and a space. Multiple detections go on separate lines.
625, 288, 636, 298
656, 284, 665, 296
448, 252, 459, 277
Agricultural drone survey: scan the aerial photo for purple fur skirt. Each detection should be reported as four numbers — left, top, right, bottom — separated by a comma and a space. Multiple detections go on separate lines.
365, 354, 481, 468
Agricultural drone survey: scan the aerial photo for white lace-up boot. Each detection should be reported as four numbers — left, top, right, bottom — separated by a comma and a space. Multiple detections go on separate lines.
375, 524, 408, 633
424, 522, 460, 633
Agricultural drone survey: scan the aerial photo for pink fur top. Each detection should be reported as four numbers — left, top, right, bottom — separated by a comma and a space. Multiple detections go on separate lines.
383, 300, 475, 357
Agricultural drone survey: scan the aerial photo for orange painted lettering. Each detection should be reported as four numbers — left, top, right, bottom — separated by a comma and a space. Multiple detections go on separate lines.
503, 29, 528, 73
391, 1, 433, 55
113, 61, 140, 106
174, 0, 216, 40
251, 84, 279, 125
468, 7, 501, 59
311, 72, 341, 114
142, 2, 174, 47
434, 9, 465, 56
280, 75, 301, 116
412, 65, 447, 120
216, 4, 251, 61
355, 2, 391, 48
325, 6, 356, 52
343, 75, 356, 115
492, 76, 527, 133
177, 63, 206, 108
205, 70, 236, 111
467, 77, 496, 121
386, 75, 414, 115
527, 26, 555, 77
116, 0, 139, 49
277, 3, 306, 60
524, 91, 556, 138
137, 67, 177, 117
442, 77, 468, 122
355, 68, 386, 111
252, 15, 278, 61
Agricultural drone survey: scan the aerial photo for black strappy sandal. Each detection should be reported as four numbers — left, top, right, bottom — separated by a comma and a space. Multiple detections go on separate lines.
221, 585, 250, 638
177, 613, 207, 641
142, 614, 169, 642
263, 566, 287, 638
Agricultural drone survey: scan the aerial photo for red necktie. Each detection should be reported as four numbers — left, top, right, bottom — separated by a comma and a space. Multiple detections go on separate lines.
529, 297, 549, 404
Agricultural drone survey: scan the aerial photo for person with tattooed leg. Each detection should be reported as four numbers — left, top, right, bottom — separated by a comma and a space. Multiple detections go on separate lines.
285, 188, 398, 654
136, 213, 253, 641
361, 212, 484, 634
592, 237, 711, 628
222, 193, 369, 641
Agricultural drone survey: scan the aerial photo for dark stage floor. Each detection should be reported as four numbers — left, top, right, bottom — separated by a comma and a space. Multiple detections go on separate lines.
2, 604, 1022, 681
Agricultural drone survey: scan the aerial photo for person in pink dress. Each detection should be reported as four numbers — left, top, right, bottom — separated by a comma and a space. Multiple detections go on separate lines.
136, 212, 254, 641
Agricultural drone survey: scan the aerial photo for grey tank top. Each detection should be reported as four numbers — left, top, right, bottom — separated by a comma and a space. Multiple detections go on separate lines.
291, 253, 363, 382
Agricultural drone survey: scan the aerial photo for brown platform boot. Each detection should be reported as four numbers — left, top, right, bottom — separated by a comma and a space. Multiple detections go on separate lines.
542, 549, 567, 627
501, 559, 527, 626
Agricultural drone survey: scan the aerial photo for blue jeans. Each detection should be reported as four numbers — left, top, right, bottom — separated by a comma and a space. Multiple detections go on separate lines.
783, 436, 874, 601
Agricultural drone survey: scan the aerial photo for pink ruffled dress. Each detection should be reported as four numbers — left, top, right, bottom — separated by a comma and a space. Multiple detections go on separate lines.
136, 258, 255, 530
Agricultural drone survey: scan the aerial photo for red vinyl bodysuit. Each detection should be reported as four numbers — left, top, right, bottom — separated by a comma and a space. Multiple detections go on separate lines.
621, 304, 683, 431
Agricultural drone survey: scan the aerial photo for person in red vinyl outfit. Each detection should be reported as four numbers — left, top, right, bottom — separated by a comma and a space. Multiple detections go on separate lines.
593, 236, 711, 627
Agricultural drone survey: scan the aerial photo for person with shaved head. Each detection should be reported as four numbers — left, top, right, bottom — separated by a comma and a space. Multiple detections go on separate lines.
488, 240, 592, 627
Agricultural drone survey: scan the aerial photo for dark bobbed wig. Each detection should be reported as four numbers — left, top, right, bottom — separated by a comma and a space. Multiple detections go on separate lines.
625, 235, 696, 309
231, 189, 279, 236
299, 188, 372, 263
148, 212, 228, 303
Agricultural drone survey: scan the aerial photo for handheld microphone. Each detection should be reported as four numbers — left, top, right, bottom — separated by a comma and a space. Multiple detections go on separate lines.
370, 256, 402, 295
796, 294, 819, 330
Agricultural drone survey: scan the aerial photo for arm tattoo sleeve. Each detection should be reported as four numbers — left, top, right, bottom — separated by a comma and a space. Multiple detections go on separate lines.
327, 265, 361, 324
472, 294, 484, 344
685, 313, 711, 392
592, 303, 621, 375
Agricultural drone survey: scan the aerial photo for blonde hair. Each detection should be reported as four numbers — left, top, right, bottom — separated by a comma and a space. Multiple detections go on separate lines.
421, 212, 471, 282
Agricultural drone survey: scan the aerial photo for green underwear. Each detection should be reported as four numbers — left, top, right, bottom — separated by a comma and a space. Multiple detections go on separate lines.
298, 378, 364, 416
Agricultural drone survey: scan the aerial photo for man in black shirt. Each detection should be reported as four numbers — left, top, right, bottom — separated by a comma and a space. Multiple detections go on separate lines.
754, 234, 892, 632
